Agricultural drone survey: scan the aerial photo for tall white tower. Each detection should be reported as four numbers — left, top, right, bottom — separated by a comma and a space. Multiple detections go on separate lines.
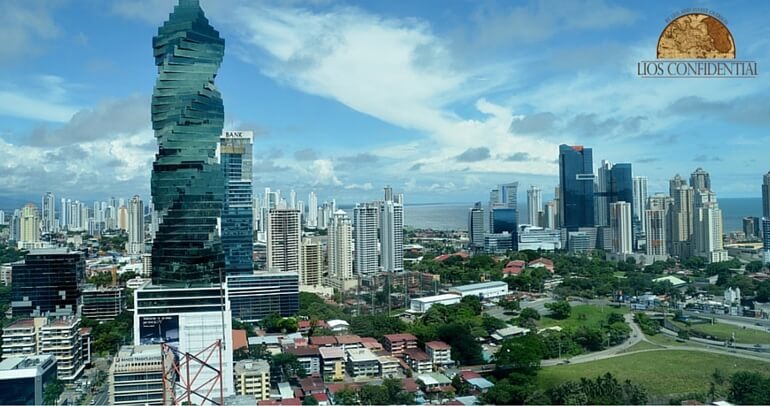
41, 192, 56, 233
127, 195, 145, 255
354, 203, 379, 275
267, 209, 302, 273
609, 201, 632, 254
380, 188, 404, 273
526, 186, 542, 227
633, 176, 648, 233
329, 210, 353, 282
307, 192, 318, 228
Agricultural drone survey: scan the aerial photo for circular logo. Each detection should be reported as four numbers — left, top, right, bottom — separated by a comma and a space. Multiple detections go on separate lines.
657, 13, 735, 59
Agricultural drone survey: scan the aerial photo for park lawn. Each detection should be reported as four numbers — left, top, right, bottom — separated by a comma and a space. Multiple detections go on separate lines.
539, 304, 628, 330
538, 350, 770, 398
619, 340, 662, 353
688, 322, 770, 344
646, 332, 687, 347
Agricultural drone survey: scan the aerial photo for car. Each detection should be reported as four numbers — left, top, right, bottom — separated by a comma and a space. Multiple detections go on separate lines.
90, 401, 96, 405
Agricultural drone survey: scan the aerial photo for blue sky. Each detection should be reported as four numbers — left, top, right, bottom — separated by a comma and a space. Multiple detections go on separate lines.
1, 0, 769, 206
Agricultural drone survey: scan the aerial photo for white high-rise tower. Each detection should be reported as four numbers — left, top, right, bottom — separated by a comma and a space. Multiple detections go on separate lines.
526, 186, 542, 227
354, 203, 379, 275
329, 210, 353, 283
307, 192, 318, 228
127, 195, 145, 255
42, 192, 56, 233
380, 187, 404, 273
267, 209, 302, 273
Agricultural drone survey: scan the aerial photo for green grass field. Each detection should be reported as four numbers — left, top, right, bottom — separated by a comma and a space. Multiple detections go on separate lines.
673, 320, 770, 344
538, 350, 770, 399
539, 304, 628, 330
646, 332, 687, 347
619, 340, 662, 353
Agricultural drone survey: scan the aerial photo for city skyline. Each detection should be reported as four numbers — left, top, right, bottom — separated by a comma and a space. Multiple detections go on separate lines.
1, 1, 770, 205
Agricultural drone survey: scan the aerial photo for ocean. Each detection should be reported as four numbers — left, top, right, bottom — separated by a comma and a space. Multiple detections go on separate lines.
398, 198, 763, 232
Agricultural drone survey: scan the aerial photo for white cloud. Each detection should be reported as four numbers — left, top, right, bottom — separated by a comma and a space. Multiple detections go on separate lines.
0, 1, 61, 63
0, 75, 79, 123
306, 159, 342, 186
344, 183, 373, 190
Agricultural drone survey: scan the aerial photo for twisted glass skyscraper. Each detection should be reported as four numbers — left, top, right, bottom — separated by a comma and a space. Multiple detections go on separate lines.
150, 0, 225, 285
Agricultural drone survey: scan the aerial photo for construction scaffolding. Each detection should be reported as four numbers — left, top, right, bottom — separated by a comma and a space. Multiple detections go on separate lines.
161, 340, 224, 406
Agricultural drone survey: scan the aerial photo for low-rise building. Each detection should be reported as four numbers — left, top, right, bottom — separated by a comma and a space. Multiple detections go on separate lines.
0, 355, 57, 406
234, 359, 271, 400
345, 348, 379, 377
403, 348, 432, 374
425, 341, 452, 369
326, 319, 350, 334
286, 346, 321, 376
39, 317, 83, 382
81, 285, 124, 321
378, 355, 399, 377
335, 335, 363, 352
1, 318, 45, 358
416, 372, 454, 393
383, 333, 418, 356
409, 293, 462, 313
318, 347, 345, 381
109, 345, 163, 406
448, 281, 509, 300
490, 325, 531, 342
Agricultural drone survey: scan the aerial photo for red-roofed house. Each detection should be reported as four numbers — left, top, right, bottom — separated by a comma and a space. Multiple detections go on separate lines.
434, 252, 469, 263
309, 336, 337, 347
299, 376, 325, 397
401, 378, 420, 393
360, 337, 383, 351
503, 260, 526, 276
383, 333, 418, 356
403, 348, 432, 374
335, 335, 363, 351
528, 257, 555, 273
232, 329, 248, 351
311, 393, 329, 406
425, 341, 452, 368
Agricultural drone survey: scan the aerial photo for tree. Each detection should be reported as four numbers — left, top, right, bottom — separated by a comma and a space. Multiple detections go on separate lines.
480, 379, 532, 405
545, 300, 572, 319
383, 378, 415, 405
334, 388, 358, 405
460, 295, 482, 315
452, 374, 471, 396
550, 373, 648, 405
302, 395, 319, 405
519, 308, 540, 321
438, 323, 484, 365
359, 384, 389, 405
43, 379, 64, 405
728, 371, 770, 405
349, 314, 408, 340
499, 297, 520, 312
494, 335, 546, 376
746, 261, 764, 273
270, 353, 307, 382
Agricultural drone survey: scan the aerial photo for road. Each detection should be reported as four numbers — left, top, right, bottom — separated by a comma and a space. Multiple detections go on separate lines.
681, 310, 770, 331
92, 386, 109, 406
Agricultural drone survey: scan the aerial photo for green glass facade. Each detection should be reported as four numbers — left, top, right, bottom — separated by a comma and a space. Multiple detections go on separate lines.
150, 0, 225, 285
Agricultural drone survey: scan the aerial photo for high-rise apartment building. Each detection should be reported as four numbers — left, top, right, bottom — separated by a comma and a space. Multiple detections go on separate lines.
762, 172, 770, 218
379, 187, 404, 273
645, 209, 667, 256
126, 196, 144, 255
220, 131, 254, 276
300, 239, 322, 286
609, 202, 632, 254
468, 202, 485, 248
41, 192, 56, 234
39, 317, 84, 382
354, 203, 379, 275
11, 249, 85, 317
559, 145, 595, 230
690, 167, 711, 191
670, 184, 694, 257
307, 192, 318, 228
527, 186, 542, 227
763, 173, 770, 263
20, 203, 41, 244
267, 209, 302, 273
150, 0, 225, 285
633, 176, 648, 233
544, 200, 558, 229
329, 210, 353, 284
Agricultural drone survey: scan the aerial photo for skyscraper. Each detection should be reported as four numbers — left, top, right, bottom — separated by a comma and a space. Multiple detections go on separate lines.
762, 172, 770, 218
468, 202, 485, 248
609, 202, 632, 254
669, 174, 686, 197
527, 186, 542, 227
380, 187, 404, 273
118, 205, 128, 231
354, 203, 379, 275
127, 196, 145, 255
594, 160, 612, 227
329, 210, 353, 284
41, 192, 56, 234
220, 131, 254, 276
307, 192, 318, 228
300, 239, 322, 286
267, 209, 302, 273
633, 176, 648, 233
559, 145, 595, 231
20, 203, 40, 244
60, 197, 67, 230
690, 167, 711, 191
645, 208, 667, 256
11, 248, 85, 317
670, 184, 694, 257
150, 0, 226, 285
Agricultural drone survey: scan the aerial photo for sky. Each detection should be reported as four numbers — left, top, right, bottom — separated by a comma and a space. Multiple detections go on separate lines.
1, 0, 770, 207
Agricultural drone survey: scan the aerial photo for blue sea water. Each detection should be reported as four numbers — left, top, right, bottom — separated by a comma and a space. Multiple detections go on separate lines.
401, 198, 763, 232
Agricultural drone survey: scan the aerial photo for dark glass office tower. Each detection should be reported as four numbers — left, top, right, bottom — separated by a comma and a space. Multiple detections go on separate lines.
150, 0, 225, 285
491, 208, 518, 250
11, 248, 85, 317
559, 145, 595, 231
220, 132, 254, 276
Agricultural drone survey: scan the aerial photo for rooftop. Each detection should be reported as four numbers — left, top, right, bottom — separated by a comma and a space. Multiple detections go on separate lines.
403, 348, 430, 361
346, 348, 378, 363
426, 341, 450, 350
6, 319, 35, 329
318, 347, 344, 359
411, 293, 462, 304
335, 335, 362, 345
450, 281, 508, 292
232, 329, 248, 350
383, 333, 418, 342
0, 355, 55, 371
234, 359, 270, 375
416, 372, 452, 386
309, 336, 337, 346
285, 346, 320, 357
